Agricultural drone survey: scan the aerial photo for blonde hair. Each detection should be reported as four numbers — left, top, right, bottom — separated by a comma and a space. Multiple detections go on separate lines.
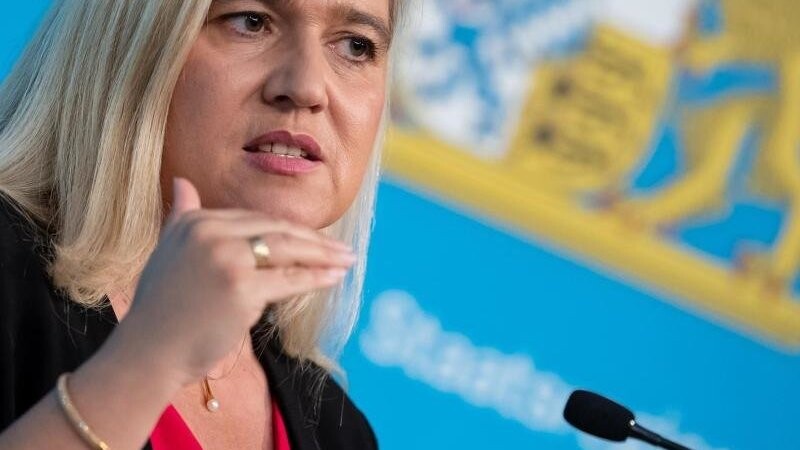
0, 0, 402, 369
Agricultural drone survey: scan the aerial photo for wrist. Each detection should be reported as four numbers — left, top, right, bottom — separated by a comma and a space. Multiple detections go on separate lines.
61, 332, 184, 450
88, 324, 187, 397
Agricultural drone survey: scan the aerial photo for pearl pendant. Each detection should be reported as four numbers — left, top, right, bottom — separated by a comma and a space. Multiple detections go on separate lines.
202, 377, 220, 412
206, 398, 220, 412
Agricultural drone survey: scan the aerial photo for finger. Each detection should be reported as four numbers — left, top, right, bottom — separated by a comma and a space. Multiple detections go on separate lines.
227, 217, 350, 251
167, 177, 202, 224
185, 212, 351, 251
248, 266, 349, 301
235, 232, 356, 269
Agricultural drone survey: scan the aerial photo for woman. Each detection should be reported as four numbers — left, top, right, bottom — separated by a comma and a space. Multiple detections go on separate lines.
0, 0, 401, 448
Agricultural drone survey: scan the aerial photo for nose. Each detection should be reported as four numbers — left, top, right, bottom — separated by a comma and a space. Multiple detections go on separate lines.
262, 36, 329, 113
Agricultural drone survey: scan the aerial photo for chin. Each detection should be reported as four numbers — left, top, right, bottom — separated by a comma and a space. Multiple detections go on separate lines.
244, 196, 337, 230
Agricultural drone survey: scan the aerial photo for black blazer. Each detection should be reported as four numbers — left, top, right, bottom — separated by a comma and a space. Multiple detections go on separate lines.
0, 196, 377, 449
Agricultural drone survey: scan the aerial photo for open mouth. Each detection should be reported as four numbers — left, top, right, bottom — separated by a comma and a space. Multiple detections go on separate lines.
242, 130, 325, 175
245, 143, 320, 161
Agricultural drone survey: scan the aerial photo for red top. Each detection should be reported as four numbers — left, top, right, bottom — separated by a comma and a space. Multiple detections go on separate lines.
150, 400, 291, 450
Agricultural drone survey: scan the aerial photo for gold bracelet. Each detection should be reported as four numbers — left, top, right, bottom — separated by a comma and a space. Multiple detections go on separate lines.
56, 373, 111, 450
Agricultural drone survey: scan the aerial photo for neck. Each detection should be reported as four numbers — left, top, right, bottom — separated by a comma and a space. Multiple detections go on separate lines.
107, 285, 137, 322
106, 284, 254, 381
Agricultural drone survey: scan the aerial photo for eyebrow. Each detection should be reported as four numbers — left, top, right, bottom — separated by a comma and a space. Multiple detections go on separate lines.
335, 7, 392, 45
214, 0, 392, 45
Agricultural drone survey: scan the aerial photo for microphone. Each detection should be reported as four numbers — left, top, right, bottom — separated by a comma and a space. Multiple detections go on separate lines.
563, 390, 694, 450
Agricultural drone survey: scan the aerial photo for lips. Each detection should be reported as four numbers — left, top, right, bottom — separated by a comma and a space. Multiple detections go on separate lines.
242, 130, 324, 176
243, 130, 323, 162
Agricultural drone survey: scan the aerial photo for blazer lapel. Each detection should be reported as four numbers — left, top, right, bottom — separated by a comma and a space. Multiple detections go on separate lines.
254, 334, 322, 450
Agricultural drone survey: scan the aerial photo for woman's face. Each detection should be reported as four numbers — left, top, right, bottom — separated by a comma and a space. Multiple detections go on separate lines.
162, 0, 391, 229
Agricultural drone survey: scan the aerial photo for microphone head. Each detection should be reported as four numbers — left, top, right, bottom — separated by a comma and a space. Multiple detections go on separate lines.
563, 390, 634, 442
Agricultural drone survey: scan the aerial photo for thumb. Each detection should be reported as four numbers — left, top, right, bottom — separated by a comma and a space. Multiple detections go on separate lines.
169, 177, 202, 218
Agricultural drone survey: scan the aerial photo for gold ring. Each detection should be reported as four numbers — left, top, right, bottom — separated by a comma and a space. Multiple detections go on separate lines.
248, 236, 272, 268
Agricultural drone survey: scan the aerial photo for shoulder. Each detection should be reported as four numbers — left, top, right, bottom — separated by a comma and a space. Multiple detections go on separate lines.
0, 195, 58, 430
0, 194, 115, 432
316, 369, 378, 450
0, 191, 112, 335
0, 193, 54, 317
0, 193, 115, 334
0, 194, 49, 262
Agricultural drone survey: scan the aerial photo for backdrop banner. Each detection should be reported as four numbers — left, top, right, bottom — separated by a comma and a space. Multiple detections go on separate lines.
3, 1, 799, 449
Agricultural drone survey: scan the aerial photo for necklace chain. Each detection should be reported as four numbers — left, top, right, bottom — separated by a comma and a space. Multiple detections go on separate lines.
207, 336, 248, 381
114, 287, 247, 413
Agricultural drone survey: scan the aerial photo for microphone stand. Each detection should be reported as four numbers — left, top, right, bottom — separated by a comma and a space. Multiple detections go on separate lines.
630, 420, 693, 450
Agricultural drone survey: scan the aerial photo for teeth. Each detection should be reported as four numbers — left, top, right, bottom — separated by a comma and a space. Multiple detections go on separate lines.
258, 143, 309, 159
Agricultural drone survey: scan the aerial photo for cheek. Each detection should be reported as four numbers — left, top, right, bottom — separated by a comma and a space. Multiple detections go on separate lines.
167, 57, 237, 154
338, 86, 387, 181
162, 47, 253, 198
333, 101, 384, 217
317, 78, 386, 225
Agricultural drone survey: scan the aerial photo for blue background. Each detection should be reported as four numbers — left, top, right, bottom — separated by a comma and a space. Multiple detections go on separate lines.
3, 2, 798, 449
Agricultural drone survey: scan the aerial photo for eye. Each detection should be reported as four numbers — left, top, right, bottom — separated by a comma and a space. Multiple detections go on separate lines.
222, 12, 271, 37
333, 36, 377, 63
